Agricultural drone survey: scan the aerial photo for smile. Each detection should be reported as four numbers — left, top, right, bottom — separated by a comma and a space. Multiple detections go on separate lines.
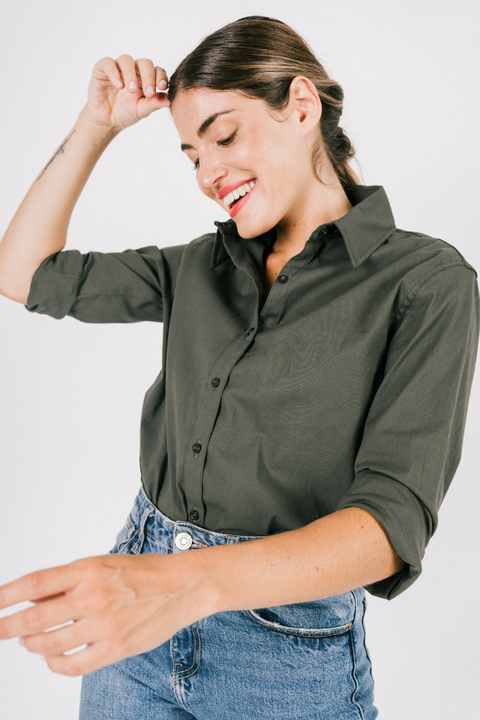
225, 180, 257, 217
223, 179, 257, 208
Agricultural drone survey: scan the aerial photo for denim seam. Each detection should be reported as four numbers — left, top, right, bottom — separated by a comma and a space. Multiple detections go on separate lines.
171, 664, 190, 712
242, 610, 353, 638
131, 506, 154, 555
173, 622, 202, 680
348, 591, 366, 720
144, 531, 172, 551
177, 622, 202, 680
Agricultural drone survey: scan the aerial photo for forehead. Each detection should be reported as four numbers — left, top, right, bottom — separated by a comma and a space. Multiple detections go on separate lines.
171, 88, 267, 140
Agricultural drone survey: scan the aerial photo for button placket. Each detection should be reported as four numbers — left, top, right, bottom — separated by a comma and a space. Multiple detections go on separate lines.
183, 320, 262, 526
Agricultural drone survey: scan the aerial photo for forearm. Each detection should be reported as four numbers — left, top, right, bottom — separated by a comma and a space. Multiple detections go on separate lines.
0, 108, 120, 304
194, 507, 406, 616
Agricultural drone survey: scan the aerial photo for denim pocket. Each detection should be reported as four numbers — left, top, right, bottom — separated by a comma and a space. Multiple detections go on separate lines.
243, 590, 356, 638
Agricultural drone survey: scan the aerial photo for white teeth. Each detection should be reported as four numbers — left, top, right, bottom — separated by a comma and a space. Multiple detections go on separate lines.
223, 180, 256, 208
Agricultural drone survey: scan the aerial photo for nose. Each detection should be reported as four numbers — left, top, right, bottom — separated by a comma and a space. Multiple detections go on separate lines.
197, 152, 228, 193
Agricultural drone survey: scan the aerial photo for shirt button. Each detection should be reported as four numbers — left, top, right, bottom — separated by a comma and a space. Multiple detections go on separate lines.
192, 442, 202, 453
189, 508, 199, 521
211, 377, 220, 388
175, 532, 193, 550
319, 227, 329, 236
278, 275, 288, 283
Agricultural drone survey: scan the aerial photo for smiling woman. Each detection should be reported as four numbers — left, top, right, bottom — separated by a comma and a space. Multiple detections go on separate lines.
0, 13, 479, 720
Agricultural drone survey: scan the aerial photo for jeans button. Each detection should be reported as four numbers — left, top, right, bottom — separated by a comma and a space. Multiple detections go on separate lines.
175, 532, 193, 550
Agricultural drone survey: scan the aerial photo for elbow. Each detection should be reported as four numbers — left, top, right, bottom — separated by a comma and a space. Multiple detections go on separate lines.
0, 269, 35, 305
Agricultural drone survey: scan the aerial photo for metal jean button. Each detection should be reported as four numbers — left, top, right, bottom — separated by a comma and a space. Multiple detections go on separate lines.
175, 531, 193, 550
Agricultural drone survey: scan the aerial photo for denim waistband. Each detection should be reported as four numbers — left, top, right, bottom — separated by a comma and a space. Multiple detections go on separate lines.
115, 484, 365, 620
126, 484, 270, 555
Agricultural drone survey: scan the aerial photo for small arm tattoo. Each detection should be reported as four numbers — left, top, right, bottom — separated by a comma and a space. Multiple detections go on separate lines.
36, 129, 77, 180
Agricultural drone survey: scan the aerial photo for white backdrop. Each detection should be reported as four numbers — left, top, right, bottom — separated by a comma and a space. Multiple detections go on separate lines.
1, 1, 479, 718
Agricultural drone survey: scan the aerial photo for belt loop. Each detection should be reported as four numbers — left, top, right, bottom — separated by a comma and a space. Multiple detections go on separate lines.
130, 503, 154, 555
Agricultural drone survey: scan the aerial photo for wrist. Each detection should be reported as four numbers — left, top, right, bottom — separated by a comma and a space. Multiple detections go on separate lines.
76, 108, 122, 144
180, 547, 224, 620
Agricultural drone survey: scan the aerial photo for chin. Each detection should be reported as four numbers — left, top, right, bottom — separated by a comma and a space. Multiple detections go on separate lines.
234, 216, 274, 240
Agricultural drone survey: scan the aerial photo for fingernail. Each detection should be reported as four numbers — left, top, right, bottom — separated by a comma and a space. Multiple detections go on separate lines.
129, 81, 137, 89
41, 655, 46, 662
115, 79, 123, 88
146, 85, 155, 95
159, 80, 167, 88
19, 637, 24, 646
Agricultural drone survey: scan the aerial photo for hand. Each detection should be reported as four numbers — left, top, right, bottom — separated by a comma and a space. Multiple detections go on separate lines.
0, 552, 211, 676
80, 55, 170, 134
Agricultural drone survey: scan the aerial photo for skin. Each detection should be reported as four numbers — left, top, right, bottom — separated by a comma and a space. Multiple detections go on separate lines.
0, 59, 406, 678
172, 79, 353, 261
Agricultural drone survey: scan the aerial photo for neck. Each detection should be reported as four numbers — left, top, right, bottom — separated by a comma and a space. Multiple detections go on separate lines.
273, 170, 353, 259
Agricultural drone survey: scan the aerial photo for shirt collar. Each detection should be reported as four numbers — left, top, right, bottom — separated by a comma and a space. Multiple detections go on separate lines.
211, 184, 396, 269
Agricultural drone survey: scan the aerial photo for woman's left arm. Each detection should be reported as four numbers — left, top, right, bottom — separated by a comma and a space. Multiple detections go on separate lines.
0, 507, 402, 677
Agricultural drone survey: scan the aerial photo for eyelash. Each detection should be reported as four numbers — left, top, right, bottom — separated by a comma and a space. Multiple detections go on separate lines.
191, 131, 238, 170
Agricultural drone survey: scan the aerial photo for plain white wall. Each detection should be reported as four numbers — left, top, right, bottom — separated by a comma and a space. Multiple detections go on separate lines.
1, 0, 479, 717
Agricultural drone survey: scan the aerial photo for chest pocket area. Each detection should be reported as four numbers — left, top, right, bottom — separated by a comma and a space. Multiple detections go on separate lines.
243, 589, 358, 638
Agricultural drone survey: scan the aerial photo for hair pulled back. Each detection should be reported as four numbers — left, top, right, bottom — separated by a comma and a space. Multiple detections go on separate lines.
168, 16, 359, 191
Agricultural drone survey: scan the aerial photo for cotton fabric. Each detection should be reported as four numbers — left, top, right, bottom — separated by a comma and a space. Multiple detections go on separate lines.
25, 184, 480, 599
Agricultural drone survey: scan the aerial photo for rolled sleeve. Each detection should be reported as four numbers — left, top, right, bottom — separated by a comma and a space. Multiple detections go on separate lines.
337, 262, 480, 599
24, 244, 187, 323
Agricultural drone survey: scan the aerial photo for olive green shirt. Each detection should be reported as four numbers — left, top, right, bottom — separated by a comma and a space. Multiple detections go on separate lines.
25, 185, 479, 600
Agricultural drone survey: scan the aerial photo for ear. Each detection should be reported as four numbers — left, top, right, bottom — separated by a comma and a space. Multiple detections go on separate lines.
288, 76, 322, 136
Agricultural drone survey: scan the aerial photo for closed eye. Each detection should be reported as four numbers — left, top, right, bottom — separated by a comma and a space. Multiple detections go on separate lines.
218, 131, 237, 146
190, 131, 238, 171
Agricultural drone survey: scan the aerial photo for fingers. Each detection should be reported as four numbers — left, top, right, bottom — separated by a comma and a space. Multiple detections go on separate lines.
98, 56, 126, 90
114, 55, 168, 97
0, 565, 74, 612
0, 594, 80, 641
44, 641, 116, 677
22, 617, 88, 657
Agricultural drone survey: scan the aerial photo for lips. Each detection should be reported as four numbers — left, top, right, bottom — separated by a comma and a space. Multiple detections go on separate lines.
217, 177, 257, 200
228, 181, 257, 218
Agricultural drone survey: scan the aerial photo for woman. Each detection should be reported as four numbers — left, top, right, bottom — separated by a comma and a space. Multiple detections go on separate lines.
0, 15, 478, 719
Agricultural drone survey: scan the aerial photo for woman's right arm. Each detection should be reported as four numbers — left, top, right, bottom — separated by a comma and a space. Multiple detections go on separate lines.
0, 55, 170, 305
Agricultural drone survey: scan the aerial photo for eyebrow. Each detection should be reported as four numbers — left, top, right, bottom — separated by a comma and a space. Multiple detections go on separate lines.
180, 110, 236, 152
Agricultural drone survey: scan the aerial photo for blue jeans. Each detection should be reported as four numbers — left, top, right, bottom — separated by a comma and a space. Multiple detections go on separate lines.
79, 485, 378, 719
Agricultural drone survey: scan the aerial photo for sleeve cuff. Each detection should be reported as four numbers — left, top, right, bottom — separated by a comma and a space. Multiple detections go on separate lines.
24, 250, 85, 319
336, 471, 431, 600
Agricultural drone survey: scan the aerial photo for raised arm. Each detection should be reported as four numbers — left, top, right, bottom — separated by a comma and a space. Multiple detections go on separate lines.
0, 55, 170, 305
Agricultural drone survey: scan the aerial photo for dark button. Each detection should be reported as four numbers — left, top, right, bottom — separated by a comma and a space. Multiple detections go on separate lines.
211, 377, 220, 388
278, 275, 288, 283
189, 508, 199, 521
192, 442, 202, 453
319, 226, 329, 236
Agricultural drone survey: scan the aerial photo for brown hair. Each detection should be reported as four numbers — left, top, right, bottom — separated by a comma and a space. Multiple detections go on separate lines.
168, 16, 359, 191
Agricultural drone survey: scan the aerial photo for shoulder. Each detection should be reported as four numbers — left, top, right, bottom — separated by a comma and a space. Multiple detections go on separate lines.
382, 228, 477, 277
373, 228, 477, 308
376, 229, 478, 323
